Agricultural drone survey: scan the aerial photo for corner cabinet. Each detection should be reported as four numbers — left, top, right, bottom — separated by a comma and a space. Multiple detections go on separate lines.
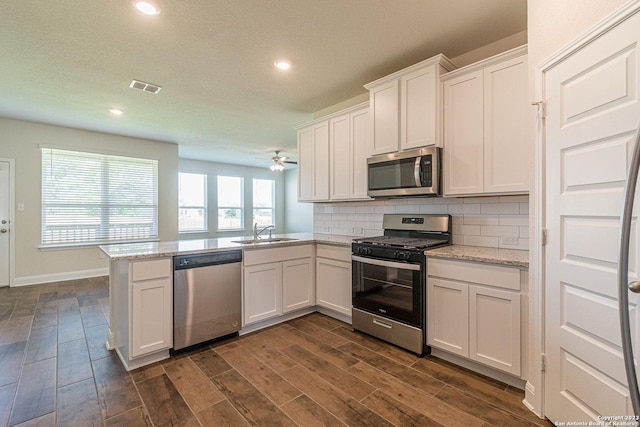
427, 257, 526, 377
243, 245, 314, 326
365, 54, 456, 155
442, 46, 529, 196
297, 102, 371, 202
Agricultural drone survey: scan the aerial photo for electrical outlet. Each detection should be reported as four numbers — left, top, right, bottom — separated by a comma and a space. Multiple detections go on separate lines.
500, 236, 519, 245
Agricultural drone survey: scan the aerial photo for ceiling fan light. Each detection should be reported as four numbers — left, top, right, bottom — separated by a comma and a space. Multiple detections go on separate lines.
270, 162, 284, 172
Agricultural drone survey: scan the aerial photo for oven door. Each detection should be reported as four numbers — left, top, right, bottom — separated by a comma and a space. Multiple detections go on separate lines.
352, 255, 423, 327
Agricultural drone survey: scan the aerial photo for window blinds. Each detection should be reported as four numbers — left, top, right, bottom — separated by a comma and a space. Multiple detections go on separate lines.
41, 148, 158, 246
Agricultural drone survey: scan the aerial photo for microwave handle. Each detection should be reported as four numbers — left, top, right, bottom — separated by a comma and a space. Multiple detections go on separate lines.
414, 157, 422, 187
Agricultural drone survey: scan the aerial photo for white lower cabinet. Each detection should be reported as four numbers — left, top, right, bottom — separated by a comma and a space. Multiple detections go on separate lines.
427, 258, 523, 376
243, 263, 283, 324
315, 244, 352, 317
243, 245, 314, 326
283, 258, 315, 313
130, 258, 173, 359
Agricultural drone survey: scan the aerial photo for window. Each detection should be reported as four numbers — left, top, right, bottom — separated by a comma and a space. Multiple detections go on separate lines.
178, 172, 207, 232
253, 179, 274, 227
217, 176, 243, 230
41, 148, 158, 246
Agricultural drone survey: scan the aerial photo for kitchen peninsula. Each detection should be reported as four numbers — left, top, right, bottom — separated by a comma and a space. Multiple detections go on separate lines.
99, 233, 353, 370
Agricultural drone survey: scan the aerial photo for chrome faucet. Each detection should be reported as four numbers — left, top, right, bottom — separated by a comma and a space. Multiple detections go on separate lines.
254, 223, 275, 239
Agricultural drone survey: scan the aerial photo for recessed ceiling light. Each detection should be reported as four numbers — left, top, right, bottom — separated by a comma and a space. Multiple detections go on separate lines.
274, 60, 291, 70
109, 108, 123, 116
134, 1, 161, 15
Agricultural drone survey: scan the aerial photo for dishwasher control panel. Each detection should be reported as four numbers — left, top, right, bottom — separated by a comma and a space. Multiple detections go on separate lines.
174, 250, 242, 269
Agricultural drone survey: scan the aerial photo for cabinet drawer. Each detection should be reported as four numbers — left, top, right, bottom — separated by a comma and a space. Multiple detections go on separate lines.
428, 258, 520, 291
317, 244, 351, 262
131, 258, 171, 282
244, 244, 313, 266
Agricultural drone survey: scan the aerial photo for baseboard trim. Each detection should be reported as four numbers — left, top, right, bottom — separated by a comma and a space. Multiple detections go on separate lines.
13, 268, 109, 287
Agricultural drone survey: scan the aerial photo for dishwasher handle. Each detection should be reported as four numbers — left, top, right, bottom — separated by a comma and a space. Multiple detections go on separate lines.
174, 250, 242, 270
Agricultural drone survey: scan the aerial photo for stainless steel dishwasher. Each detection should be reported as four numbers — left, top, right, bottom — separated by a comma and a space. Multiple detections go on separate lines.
173, 250, 242, 351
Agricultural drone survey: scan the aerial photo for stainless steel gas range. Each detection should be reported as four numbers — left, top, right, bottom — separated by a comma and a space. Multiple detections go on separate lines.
351, 213, 451, 356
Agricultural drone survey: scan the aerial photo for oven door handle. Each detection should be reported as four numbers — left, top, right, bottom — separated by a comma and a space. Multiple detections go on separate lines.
352, 255, 421, 271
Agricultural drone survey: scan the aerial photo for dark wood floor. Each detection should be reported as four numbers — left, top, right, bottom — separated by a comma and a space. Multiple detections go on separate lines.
0, 277, 552, 427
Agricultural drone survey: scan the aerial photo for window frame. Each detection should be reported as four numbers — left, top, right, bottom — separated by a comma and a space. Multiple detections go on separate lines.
252, 178, 275, 228
40, 147, 159, 248
178, 172, 208, 233
216, 175, 244, 231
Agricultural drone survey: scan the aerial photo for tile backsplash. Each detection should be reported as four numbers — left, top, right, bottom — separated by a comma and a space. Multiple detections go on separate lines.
313, 195, 529, 250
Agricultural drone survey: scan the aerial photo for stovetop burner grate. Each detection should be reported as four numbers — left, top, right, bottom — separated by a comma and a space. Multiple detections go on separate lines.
354, 235, 447, 249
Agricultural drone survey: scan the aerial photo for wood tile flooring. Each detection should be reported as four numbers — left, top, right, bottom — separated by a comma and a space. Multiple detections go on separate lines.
0, 277, 553, 426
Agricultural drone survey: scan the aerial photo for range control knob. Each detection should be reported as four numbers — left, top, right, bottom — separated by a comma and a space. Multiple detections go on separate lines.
359, 247, 372, 256
395, 251, 412, 261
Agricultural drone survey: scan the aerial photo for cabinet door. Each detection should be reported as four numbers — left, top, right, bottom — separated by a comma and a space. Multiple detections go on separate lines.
483, 56, 529, 194
400, 65, 437, 150
131, 278, 172, 358
329, 114, 352, 201
427, 277, 469, 357
350, 107, 371, 200
243, 263, 282, 325
282, 258, 314, 313
443, 70, 484, 196
469, 285, 521, 375
316, 257, 352, 316
369, 80, 399, 155
312, 122, 330, 201
297, 126, 314, 201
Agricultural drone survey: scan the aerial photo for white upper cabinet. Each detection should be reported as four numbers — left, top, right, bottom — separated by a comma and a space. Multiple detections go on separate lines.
443, 46, 529, 196
297, 121, 329, 202
365, 54, 455, 155
298, 102, 371, 202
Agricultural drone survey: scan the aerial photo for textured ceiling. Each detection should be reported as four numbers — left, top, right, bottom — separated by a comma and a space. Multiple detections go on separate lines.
0, 1, 527, 167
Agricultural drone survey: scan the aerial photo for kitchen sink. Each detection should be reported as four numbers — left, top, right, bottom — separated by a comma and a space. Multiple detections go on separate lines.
231, 237, 299, 244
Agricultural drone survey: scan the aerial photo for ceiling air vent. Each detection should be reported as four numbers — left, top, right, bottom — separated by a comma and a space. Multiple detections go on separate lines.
129, 79, 162, 94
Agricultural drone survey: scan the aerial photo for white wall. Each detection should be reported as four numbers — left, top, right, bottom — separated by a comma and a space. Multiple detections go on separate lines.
0, 117, 179, 285
283, 167, 313, 233
178, 158, 287, 238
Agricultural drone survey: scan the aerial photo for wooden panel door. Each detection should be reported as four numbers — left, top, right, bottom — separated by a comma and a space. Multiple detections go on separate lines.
350, 107, 371, 200
329, 114, 351, 201
469, 286, 521, 376
443, 70, 484, 195
400, 64, 437, 150
282, 258, 314, 313
544, 9, 640, 421
369, 80, 399, 155
483, 55, 529, 194
427, 277, 469, 357
243, 263, 282, 325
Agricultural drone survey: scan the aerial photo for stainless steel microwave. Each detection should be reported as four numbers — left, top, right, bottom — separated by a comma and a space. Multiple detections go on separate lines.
367, 147, 441, 197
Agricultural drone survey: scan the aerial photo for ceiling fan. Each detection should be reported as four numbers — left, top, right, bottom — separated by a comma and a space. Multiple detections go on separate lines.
270, 150, 297, 171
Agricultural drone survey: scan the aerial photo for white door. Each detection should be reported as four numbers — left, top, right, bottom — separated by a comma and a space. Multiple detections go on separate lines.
0, 161, 10, 287
544, 9, 640, 420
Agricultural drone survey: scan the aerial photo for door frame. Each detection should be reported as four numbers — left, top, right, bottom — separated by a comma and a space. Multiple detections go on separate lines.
0, 158, 15, 287
530, 0, 640, 419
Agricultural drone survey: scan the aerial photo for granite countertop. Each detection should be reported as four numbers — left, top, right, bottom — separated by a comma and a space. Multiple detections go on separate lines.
426, 245, 529, 268
100, 233, 354, 260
